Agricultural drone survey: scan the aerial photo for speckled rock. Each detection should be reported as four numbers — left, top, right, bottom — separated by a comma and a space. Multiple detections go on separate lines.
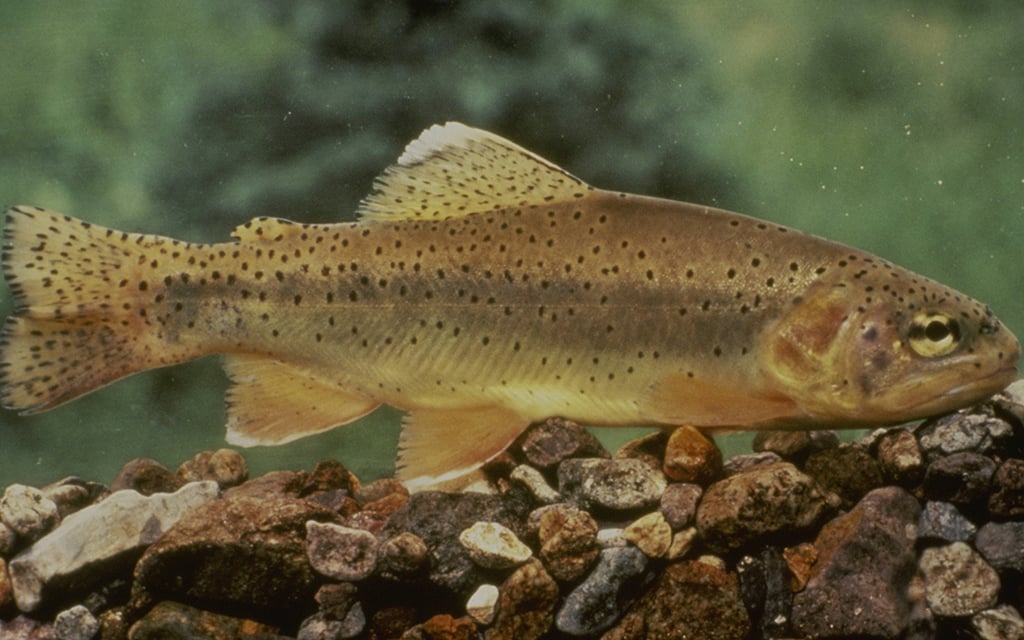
536, 505, 599, 582
658, 482, 701, 530
176, 449, 249, 489
127, 600, 284, 639
972, 605, 1024, 640
0, 485, 59, 543
923, 451, 997, 507
666, 527, 698, 560
605, 559, 750, 640
517, 419, 608, 470
110, 458, 183, 496
875, 428, 925, 485
557, 458, 666, 514
917, 501, 977, 543
975, 521, 1024, 572
313, 582, 358, 621
555, 546, 648, 636
381, 491, 532, 594
988, 458, 1024, 519
696, 462, 838, 553
9, 481, 219, 613
919, 542, 1000, 617
917, 412, 1015, 459
623, 511, 672, 558
132, 495, 340, 621
792, 487, 921, 639
662, 425, 722, 484
804, 443, 884, 509
466, 584, 499, 625
0, 523, 17, 556
484, 559, 558, 640
459, 522, 531, 569
306, 521, 380, 581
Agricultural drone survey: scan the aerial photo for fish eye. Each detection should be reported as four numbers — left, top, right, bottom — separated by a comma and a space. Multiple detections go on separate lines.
908, 312, 962, 358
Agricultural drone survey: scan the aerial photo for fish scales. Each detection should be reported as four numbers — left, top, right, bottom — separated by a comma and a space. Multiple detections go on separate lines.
1, 122, 1019, 488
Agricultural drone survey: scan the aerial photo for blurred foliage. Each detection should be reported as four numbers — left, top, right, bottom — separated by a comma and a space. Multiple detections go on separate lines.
0, 1, 1020, 486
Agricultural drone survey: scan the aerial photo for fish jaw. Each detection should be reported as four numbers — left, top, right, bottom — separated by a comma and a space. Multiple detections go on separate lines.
760, 276, 1021, 427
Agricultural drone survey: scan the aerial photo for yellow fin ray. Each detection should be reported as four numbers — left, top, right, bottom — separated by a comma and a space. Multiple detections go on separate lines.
357, 122, 591, 222
397, 404, 529, 490
223, 354, 379, 446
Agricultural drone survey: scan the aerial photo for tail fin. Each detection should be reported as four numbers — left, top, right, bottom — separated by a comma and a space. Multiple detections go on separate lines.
1, 206, 204, 413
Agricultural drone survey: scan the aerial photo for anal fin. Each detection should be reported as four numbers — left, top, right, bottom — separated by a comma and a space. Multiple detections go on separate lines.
645, 373, 800, 429
223, 354, 379, 446
397, 405, 529, 490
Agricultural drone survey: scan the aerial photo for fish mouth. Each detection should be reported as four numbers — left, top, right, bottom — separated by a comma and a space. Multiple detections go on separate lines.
906, 362, 1020, 418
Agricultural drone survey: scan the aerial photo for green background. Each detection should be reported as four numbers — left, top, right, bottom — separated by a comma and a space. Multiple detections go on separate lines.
1, 2, 1021, 487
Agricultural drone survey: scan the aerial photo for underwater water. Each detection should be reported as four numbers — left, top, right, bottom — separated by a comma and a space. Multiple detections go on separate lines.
0, 2, 1020, 487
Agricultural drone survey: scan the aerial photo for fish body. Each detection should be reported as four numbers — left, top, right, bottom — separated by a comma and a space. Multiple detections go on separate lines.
1, 123, 1019, 486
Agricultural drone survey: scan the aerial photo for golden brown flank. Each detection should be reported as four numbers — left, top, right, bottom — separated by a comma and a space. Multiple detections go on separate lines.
1, 123, 1019, 487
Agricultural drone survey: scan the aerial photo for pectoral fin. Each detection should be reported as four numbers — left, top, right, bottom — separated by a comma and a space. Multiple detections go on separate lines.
223, 354, 379, 446
397, 404, 530, 490
645, 373, 800, 428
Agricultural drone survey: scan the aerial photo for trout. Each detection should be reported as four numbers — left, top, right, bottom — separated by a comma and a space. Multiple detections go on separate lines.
1, 123, 1019, 487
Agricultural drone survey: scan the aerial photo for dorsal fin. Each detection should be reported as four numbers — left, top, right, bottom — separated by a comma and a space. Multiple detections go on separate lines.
231, 217, 306, 243
357, 122, 592, 222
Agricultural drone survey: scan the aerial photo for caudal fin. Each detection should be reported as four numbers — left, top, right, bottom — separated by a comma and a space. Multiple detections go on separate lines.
1, 206, 204, 413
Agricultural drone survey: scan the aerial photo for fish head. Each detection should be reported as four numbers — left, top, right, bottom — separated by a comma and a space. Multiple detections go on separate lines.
761, 278, 1020, 426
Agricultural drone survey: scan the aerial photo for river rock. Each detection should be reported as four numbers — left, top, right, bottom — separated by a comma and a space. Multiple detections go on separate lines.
555, 546, 648, 636
176, 449, 248, 489
923, 452, 997, 508
875, 428, 925, 485
722, 451, 784, 476
517, 419, 608, 470
127, 600, 285, 639
297, 604, 366, 640
466, 584, 499, 625
791, 487, 921, 638
917, 412, 1015, 459
604, 559, 750, 640
662, 426, 722, 484
919, 542, 1000, 617
972, 605, 1024, 640
8, 481, 219, 613
623, 511, 672, 558
974, 521, 1024, 572
110, 458, 183, 496
752, 430, 838, 462
509, 465, 561, 505
988, 458, 1024, 519
536, 505, 598, 582
736, 548, 790, 639
378, 532, 429, 579
40, 478, 106, 520
0, 615, 54, 639
696, 462, 838, 553
381, 491, 532, 594
132, 495, 340, 622
658, 482, 701, 530
917, 501, 977, 543
485, 559, 558, 640
558, 458, 666, 514
803, 443, 884, 509
53, 605, 98, 640
306, 521, 380, 581
400, 614, 476, 640
459, 522, 532, 569
0, 485, 59, 542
